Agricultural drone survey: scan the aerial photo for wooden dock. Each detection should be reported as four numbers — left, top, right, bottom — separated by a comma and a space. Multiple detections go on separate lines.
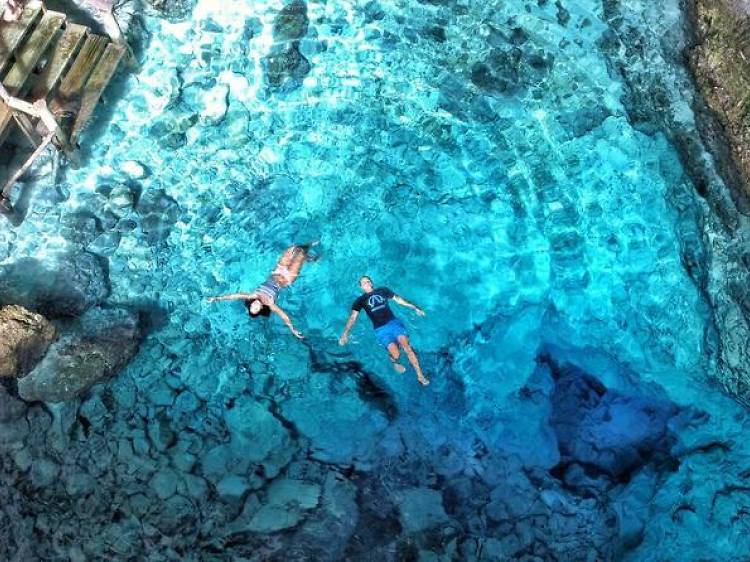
0, 0, 124, 214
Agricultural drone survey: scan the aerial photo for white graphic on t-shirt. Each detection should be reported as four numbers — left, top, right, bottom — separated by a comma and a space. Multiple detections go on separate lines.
368, 294, 386, 312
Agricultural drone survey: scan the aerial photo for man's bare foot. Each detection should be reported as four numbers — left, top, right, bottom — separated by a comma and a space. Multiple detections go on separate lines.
418, 375, 430, 386
392, 362, 406, 374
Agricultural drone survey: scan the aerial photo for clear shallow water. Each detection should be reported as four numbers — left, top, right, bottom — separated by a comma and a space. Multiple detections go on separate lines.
2, 0, 750, 560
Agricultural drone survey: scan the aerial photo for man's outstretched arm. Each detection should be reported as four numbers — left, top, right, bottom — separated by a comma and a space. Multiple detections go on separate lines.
392, 294, 426, 316
339, 310, 359, 345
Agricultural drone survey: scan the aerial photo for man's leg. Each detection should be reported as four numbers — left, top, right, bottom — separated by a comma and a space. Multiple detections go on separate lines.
397, 335, 429, 385
387, 343, 406, 373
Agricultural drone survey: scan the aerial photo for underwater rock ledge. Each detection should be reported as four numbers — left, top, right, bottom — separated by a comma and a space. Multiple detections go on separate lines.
603, 0, 750, 405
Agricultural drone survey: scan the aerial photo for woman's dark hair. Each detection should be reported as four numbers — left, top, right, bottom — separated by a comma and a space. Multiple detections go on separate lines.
245, 299, 271, 318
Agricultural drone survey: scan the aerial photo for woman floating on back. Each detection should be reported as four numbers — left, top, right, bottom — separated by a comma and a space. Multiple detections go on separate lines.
207, 242, 318, 339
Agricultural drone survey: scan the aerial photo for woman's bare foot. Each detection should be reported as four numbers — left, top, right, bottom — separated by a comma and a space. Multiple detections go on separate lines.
392, 362, 406, 374
418, 375, 430, 386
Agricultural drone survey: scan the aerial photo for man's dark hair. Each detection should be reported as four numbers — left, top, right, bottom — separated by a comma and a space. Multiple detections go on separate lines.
360, 275, 372, 283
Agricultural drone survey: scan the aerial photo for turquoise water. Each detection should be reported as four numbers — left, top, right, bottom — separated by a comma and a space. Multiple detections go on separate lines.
2, 0, 750, 560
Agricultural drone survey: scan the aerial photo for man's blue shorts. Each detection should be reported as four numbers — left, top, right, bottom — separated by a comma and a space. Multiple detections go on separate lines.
375, 319, 407, 347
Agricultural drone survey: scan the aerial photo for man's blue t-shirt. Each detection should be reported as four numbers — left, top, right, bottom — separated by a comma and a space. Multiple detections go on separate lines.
352, 287, 396, 329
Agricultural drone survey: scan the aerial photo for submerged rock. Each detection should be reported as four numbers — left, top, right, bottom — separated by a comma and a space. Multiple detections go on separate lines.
0, 305, 56, 378
144, 0, 196, 21
0, 252, 110, 318
0, 384, 27, 422
248, 478, 321, 533
17, 307, 142, 403
264, 43, 311, 89
273, 0, 309, 42
136, 188, 181, 244
544, 354, 681, 479
396, 487, 450, 534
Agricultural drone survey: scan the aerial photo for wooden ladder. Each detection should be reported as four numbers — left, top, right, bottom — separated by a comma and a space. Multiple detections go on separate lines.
0, 0, 125, 214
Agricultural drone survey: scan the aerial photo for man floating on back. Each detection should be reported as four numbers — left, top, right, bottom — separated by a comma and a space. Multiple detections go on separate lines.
339, 276, 430, 386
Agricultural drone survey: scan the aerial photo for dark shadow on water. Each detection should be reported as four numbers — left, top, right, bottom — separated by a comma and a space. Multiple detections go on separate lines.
301, 335, 400, 422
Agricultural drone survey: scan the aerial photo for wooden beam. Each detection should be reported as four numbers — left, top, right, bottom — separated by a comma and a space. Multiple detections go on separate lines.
0, 0, 43, 75
71, 41, 123, 142
28, 23, 86, 101
0, 128, 55, 207
0, 103, 13, 143
3, 11, 66, 96
0, 83, 79, 165
13, 111, 41, 147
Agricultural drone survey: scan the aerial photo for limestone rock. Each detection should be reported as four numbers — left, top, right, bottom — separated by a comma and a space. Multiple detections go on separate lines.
263, 43, 311, 89
688, 0, 750, 197
144, 0, 196, 21
545, 355, 680, 478
224, 395, 293, 475
216, 474, 250, 501
248, 478, 321, 533
17, 307, 142, 403
0, 384, 26, 422
0, 252, 110, 318
273, 0, 309, 42
0, 305, 56, 378
150, 469, 179, 500
396, 487, 450, 534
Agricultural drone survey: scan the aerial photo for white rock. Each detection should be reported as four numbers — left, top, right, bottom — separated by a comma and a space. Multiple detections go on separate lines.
121, 160, 148, 179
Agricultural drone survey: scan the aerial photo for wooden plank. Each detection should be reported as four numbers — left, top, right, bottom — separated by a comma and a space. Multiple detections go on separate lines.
0, 0, 43, 75
0, 128, 56, 206
13, 111, 41, 147
28, 23, 86, 101
54, 33, 108, 104
3, 11, 66, 96
0, 102, 12, 142
71, 41, 123, 141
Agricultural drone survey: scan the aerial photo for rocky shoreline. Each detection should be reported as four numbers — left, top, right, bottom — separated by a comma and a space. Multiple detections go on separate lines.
687, 0, 750, 210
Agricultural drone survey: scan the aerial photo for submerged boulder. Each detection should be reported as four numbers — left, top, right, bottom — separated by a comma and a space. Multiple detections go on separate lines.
273, 0, 309, 42
0, 252, 110, 318
144, 0, 196, 21
0, 384, 27, 422
543, 354, 681, 479
0, 305, 56, 378
264, 43, 311, 89
18, 307, 142, 403
396, 487, 450, 534
248, 478, 321, 533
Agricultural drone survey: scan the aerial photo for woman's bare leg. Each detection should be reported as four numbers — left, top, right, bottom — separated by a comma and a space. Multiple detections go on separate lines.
274, 243, 319, 286
276, 246, 298, 269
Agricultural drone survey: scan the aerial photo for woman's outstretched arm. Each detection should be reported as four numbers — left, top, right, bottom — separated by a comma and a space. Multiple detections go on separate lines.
207, 292, 255, 303
269, 303, 304, 339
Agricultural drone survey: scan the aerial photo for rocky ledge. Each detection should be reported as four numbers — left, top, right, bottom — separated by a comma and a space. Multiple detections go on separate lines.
0, 305, 56, 379
688, 0, 750, 203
